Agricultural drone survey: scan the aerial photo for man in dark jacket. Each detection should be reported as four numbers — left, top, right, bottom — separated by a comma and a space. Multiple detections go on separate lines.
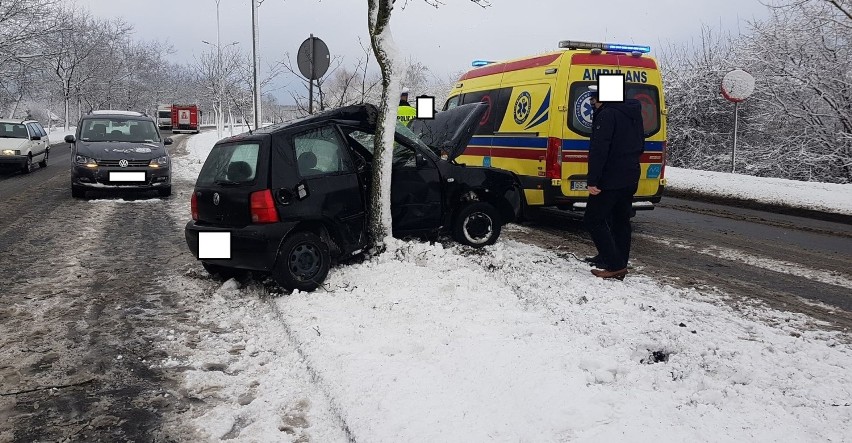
583, 86, 645, 280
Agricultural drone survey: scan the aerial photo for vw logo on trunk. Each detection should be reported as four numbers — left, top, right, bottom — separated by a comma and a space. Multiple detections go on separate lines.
118, 159, 129, 168
213, 193, 220, 206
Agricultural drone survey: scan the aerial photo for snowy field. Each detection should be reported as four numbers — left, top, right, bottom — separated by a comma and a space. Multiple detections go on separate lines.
157, 132, 852, 442
666, 166, 852, 216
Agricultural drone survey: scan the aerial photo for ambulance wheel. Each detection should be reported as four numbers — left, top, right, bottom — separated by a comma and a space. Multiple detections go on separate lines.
452, 202, 501, 248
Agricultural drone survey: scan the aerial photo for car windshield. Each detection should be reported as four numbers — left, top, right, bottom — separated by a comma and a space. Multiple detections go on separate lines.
348, 122, 433, 155
0, 123, 29, 139
80, 118, 160, 143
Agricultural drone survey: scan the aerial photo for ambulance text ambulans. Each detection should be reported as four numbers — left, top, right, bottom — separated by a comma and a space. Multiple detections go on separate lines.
445, 40, 667, 212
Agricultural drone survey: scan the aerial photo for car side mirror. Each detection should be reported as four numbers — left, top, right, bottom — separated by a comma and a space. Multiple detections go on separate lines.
64, 134, 75, 143
415, 153, 427, 168
164, 137, 173, 146
31, 135, 41, 141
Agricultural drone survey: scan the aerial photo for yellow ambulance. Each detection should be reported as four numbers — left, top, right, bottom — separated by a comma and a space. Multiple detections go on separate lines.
444, 40, 667, 211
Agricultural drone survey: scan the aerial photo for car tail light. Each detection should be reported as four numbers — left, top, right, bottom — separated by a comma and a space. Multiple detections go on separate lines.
191, 192, 198, 221
660, 140, 667, 179
250, 189, 279, 223
546, 137, 562, 179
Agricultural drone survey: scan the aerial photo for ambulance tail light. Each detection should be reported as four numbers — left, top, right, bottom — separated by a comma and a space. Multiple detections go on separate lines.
660, 140, 668, 179
546, 137, 562, 179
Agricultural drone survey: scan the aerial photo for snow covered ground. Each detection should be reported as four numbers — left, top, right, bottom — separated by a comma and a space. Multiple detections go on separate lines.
159, 132, 852, 442
45, 126, 75, 145
666, 166, 852, 216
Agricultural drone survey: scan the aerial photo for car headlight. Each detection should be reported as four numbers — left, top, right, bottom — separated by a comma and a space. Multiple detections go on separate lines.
75, 155, 98, 167
1, 149, 20, 155
149, 156, 169, 168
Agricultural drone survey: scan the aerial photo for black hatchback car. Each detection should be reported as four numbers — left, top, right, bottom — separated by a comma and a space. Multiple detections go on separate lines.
184, 103, 522, 291
65, 110, 173, 198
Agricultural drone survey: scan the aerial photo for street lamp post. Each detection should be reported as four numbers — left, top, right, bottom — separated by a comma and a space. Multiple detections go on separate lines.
251, 0, 261, 129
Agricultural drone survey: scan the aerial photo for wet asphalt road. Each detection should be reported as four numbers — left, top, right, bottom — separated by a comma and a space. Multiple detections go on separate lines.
0, 134, 199, 442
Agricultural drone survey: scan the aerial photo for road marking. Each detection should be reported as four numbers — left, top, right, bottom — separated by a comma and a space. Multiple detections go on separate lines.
638, 234, 852, 289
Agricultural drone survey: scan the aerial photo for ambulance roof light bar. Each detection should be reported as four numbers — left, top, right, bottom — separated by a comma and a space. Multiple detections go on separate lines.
558, 40, 651, 54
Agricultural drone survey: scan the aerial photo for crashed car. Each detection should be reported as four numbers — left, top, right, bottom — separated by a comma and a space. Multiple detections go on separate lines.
184, 103, 523, 291
65, 110, 173, 198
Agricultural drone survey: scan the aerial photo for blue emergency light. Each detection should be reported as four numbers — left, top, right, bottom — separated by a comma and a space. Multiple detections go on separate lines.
559, 40, 651, 54
603, 43, 651, 53
472, 60, 496, 67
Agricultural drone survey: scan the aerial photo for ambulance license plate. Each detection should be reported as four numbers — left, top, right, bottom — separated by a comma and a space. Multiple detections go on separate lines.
571, 180, 587, 191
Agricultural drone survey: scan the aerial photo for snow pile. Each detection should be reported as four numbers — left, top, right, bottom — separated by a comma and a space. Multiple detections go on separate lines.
172, 130, 224, 182
666, 166, 852, 215
46, 126, 75, 145
173, 238, 852, 442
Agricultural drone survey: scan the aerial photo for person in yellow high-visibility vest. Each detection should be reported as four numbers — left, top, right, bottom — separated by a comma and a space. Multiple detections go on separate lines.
397, 87, 416, 126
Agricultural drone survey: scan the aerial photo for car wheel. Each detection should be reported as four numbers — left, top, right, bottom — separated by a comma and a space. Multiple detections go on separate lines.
272, 231, 330, 292
39, 149, 48, 168
452, 202, 502, 247
202, 262, 246, 280
158, 186, 172, 198
22, 155, 33, 174
71, 185, 85, 199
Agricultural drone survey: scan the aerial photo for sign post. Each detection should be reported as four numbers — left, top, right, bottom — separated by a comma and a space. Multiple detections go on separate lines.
721, 69, 755, 173
297, 35, 330, 114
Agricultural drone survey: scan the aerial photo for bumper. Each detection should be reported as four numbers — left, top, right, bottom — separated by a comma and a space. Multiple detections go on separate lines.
184, 220, 299, 272
72, 165, 171, 190
0, 155, 27, 167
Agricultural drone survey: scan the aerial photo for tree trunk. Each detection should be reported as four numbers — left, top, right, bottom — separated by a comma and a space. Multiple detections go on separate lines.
367, 0, 403, 253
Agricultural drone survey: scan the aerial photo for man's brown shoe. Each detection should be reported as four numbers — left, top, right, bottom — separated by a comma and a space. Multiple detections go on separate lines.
591, 268, 628, 280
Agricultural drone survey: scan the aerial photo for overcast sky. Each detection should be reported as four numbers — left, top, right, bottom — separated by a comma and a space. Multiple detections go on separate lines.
72, 0, 770, 104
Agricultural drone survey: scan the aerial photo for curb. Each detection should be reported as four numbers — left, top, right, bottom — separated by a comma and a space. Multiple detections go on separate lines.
664, 189, 852, 225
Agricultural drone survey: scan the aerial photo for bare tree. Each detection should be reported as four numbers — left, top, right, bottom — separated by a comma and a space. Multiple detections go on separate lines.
0, 0, 59, 116
366, 0, 490, 252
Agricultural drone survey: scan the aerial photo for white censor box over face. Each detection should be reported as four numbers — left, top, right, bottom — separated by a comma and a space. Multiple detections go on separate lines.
721, 69, 756, 173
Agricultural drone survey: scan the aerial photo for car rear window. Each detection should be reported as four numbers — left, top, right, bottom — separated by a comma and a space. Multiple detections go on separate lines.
567, 81, 662, 137
197, 142, 260, 186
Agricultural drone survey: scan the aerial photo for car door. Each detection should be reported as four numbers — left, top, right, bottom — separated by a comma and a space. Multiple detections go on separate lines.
26, 123, 45, 156
340, 126, 443, 234
289, 125, 367, 249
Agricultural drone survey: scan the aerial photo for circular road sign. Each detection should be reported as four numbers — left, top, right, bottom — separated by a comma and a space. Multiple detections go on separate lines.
721, 69, 755, 103
297, 36, 330, 80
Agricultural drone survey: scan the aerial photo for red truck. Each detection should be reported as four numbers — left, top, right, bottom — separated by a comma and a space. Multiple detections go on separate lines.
170, 104, 201, 133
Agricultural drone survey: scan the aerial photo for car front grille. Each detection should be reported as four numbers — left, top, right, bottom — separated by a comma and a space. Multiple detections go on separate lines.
97, 159, 150, 167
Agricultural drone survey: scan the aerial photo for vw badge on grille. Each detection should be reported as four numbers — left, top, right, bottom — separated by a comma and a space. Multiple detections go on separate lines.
118, 159, 129, 168
213, 192, 220, 206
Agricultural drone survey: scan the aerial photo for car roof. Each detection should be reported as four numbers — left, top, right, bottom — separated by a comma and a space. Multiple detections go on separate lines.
90, 110, 145, 116
0, 119, 40, 124
255, 104, 379, 135
82, 112, 152, 121
214, 104, 379, 145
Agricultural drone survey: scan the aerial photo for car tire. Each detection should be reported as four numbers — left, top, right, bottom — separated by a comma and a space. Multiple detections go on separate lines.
71, 185, 85, 199
22, 155, 33, 174
452, 202, 501, 248
272, 231, 330, 292
158, 186, 172, 198
202, 262, 246, 280
38, 149, 48, 168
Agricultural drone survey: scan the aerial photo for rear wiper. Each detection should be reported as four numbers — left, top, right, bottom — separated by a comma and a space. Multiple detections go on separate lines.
214, 179, 243, 186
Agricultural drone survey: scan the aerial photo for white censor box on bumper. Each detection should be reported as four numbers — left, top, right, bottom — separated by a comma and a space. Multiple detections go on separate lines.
198, 232, 231, 259
109, 171, 146, 182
